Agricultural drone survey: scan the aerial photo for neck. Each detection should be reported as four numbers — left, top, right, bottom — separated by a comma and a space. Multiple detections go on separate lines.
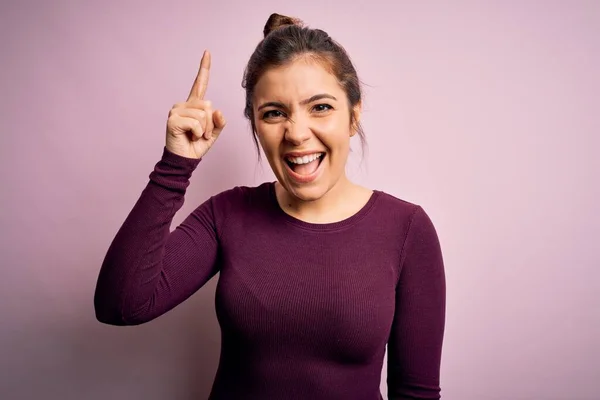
275, 175, 364, 224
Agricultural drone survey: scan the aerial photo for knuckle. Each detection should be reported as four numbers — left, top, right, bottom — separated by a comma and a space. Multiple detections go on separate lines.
169, 104, 183, 117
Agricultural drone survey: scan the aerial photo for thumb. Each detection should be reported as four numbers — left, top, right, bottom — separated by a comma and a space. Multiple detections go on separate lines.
208, 110, 227, 139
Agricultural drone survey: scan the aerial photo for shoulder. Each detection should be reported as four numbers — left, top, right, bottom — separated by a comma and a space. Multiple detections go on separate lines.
187, 182, 273, 236
371, 190, 440, 242
372, 190, 422, 222
206, 181, 273, 217
373, 192, 444, 281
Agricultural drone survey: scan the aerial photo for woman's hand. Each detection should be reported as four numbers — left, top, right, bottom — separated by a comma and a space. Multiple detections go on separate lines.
165, 50, 227, 159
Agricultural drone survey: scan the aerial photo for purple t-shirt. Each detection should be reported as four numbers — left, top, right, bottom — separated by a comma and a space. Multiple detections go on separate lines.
94, 147, 446, 399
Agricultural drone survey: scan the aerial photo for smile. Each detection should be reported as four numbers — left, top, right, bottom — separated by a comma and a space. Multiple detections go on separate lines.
283, 152, 326, 183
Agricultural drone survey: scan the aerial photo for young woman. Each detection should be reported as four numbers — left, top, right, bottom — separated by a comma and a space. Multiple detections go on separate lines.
94, 13, 446, 400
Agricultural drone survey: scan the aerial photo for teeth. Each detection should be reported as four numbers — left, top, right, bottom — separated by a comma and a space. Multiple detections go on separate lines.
287, 153, 323, 164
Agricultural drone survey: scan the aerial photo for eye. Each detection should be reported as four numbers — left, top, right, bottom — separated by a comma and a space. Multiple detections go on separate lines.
312, 104, 333, 113
262, 110, 286, 120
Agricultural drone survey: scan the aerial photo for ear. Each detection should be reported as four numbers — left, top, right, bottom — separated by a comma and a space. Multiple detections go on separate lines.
350, 102, 362, 137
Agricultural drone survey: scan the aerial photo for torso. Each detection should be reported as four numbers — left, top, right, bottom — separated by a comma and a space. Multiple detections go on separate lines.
206, 182, 418, 399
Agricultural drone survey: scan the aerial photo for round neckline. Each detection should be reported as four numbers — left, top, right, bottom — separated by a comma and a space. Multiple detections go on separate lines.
267, 182, 381, 232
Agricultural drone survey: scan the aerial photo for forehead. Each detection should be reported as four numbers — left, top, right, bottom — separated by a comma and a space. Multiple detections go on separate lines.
253, 58, 345, 102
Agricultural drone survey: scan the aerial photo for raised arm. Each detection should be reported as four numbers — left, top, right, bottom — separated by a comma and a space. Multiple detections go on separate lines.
387, 206, 447, 399
94, 50, 227, 325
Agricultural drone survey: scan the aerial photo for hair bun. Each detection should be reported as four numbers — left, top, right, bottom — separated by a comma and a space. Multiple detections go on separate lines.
263, 13, 304, 37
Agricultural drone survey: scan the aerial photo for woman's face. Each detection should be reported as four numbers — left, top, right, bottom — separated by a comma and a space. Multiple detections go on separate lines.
253, 58, 360, 202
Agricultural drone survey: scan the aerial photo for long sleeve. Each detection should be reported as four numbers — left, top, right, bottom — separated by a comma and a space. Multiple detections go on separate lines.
387, 206, 447, 399
94, 147, 221, 326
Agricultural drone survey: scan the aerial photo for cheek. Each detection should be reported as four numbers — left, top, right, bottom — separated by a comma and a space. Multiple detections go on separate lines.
255, 128, 281, 158
318, 119, 352, 151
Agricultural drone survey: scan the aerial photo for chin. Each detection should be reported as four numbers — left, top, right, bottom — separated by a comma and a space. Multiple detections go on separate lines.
284, 182, 331, 202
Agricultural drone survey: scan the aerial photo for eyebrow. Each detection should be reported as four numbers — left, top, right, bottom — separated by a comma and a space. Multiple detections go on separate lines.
257, 93, 337, 111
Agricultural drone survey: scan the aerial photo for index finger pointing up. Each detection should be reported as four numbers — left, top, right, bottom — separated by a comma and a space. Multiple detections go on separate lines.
187, 50, 211, 101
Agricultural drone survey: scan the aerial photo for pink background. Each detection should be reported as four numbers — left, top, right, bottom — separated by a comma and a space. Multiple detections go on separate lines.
1, 1, 598, 399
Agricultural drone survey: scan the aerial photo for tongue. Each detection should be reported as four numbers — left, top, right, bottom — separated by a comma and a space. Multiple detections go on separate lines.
293, 158, 320, 175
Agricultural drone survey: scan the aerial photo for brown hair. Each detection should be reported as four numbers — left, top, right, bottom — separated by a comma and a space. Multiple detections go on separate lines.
242, 13, 366, 157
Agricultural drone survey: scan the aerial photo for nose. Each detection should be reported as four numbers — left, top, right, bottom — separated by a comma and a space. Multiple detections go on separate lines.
284, 115, 311, 146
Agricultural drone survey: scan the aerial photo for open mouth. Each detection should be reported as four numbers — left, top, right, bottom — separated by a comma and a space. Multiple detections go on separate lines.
284, 153, 325, 176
